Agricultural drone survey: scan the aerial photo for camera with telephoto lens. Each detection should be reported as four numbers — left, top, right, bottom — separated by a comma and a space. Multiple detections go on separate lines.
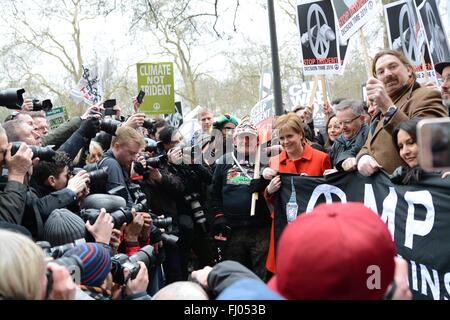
149, 212, 173, 229
145, 154, 167, 169
110, 245, 157, 285
37, 239, 86, 259
79, 207, 134, 229
9, 142, 56, 161
99, 118, 121, 136
71, 165, 108, 182
184, 193, 207, 233
32, 98, 53, 112
0, 88, 25, 109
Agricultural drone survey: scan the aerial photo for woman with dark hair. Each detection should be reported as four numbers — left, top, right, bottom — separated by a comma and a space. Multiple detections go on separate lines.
392, 118, 449, 184
325, 113, 342, 148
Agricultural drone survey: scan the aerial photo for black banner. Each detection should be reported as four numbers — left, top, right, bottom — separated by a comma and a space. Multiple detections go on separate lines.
274, 171, 450, 300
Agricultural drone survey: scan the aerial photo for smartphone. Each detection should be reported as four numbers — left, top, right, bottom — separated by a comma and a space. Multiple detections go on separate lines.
417, 118, 450, 171
137, 90, 145, 104
103, 99, 116, 116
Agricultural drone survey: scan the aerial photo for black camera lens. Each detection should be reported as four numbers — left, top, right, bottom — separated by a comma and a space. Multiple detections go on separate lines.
10, 142, 56, 161
87, 167, 108, 181
80, 208, 133, 229
0, 88, 25, 109
185, 193, 207, 233
99, 118, 121, 136
152, 217, 172, 229
50, 243, 76, 259
145, 154, 166, 168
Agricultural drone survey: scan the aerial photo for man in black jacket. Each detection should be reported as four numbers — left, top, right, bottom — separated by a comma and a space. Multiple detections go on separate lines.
211, 122, 270, 280
329, 99, 368, 171
0, 125, 33, 224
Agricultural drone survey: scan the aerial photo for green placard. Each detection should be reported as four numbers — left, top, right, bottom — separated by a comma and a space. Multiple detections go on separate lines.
46, 106, 67, 130
137, 62, 175, 115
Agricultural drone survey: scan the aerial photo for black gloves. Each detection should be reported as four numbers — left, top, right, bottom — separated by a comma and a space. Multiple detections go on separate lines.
249, 178, 269, 194
78, 117, 100, 139
212, 213, 227, 235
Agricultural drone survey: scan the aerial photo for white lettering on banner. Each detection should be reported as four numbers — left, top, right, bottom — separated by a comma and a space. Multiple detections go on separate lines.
411, 260, 419, 291
404, 191, 435, 249
409, 260, 450, 299
306, 184, 347, 213
420, 264, 440, 300
379, 187, 398, 239
445, 273, 450, 301
363, 184, 378, 212
139, 64, 171, 76
141, 85, 172, 96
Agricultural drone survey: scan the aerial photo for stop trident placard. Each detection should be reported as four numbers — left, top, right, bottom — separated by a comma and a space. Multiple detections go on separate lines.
137, 62, 175, 115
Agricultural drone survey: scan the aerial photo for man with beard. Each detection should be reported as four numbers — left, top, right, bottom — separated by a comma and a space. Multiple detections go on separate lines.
435, 61, 450, 111
356, 50, 448, 176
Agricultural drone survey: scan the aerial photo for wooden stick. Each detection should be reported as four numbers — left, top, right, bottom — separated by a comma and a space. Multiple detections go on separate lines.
320, 75, 328, 107
358, 29, 371, 78
308, 77, 319, 108
250, 144, 262, 216
421, 54, 429, 81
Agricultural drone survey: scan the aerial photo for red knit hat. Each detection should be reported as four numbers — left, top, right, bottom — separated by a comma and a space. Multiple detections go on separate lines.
268, 202, 396, 300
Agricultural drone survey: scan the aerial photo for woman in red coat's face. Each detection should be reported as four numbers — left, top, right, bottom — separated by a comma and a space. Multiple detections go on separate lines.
279, 127, 304, 160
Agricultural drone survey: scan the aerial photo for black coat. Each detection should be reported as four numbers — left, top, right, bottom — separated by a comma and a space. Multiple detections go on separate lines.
329, 123, 369, 170
0, 180, 28, 224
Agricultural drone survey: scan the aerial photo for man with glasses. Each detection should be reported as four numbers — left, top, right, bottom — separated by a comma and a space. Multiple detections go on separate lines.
356, 50, 447, 176
329, 99, 368, 171
435, 61, 450, 110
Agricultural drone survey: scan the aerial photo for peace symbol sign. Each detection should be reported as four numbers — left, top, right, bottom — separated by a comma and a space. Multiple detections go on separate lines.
399, 4, 421, 65
307, 4, 333, 59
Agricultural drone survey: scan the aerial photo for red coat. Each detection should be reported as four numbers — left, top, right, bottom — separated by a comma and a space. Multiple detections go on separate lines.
265, 143, 331, 273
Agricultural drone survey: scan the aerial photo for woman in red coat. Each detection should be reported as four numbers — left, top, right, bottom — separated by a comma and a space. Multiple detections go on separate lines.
264, 113, 331, 274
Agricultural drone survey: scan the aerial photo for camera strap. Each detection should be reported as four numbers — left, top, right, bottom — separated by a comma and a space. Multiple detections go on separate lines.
231, 152, 252, 179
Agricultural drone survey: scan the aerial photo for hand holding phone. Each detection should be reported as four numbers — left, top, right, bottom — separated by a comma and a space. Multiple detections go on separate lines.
137, 90, 145, 104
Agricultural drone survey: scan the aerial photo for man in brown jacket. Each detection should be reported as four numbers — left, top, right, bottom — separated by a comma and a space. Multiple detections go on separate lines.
356, 50, 448, 176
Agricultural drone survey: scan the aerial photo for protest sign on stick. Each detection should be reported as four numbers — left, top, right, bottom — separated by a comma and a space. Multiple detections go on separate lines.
137, 62, 175, 115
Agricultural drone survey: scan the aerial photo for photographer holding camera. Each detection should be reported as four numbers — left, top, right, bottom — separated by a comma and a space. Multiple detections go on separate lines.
0, 124, 34, 224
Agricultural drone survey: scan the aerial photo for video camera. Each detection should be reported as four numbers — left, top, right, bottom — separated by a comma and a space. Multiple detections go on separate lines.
9, 142, 56, 161
0, 88, 25, 109
111, 245, 157, 285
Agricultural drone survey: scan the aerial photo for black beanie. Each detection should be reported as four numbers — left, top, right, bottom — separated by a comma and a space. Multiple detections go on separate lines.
44, 209, 86, 246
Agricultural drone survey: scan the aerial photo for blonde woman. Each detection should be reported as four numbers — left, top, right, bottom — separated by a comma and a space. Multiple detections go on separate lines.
0, 229, 76, 300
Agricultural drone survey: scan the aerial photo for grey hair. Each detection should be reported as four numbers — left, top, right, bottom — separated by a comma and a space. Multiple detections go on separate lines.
334, 99, 364, 117
3, 119, 25, 142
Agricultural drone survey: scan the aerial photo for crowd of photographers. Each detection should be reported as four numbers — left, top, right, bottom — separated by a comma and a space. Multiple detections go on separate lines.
0, 52, 449, 300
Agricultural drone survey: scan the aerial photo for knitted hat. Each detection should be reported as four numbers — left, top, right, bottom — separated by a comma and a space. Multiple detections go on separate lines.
233, 122, 258, 138
268, 202, 396, 300
44, 209, 86, 246
64, 243, 111, 287
213, 114, 239, 130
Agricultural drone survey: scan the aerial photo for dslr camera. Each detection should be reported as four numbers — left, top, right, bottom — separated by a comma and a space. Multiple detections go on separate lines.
184, 193, 207, 233
10, 142, 56, 161
111, 245, 157, 285
79, 207, 134, 229
32, 98, 53, 112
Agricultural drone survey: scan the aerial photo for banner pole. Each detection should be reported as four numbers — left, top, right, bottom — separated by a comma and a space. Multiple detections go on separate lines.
421, 54, 430, 81
308, 77, 319, 108
358, 29, 372, 78
320, 75, 328, 107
